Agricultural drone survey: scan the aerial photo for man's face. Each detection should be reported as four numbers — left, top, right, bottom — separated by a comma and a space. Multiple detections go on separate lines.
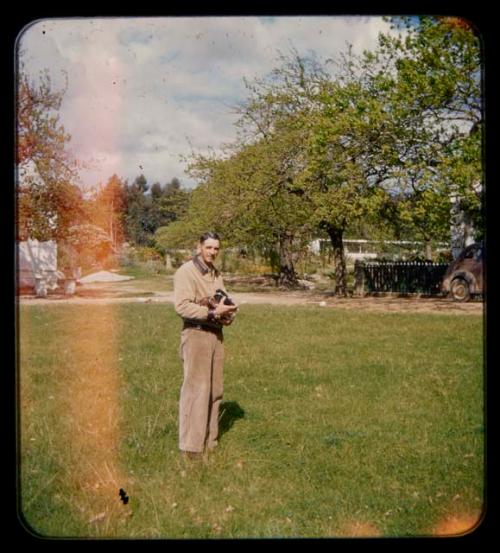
198, 238, 220, 266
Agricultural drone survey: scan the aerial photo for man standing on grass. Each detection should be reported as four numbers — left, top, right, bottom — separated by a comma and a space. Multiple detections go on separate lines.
173, 232, 238, 459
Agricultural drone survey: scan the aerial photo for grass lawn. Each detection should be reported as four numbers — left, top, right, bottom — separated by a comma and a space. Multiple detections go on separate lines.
18, 302, 484, 538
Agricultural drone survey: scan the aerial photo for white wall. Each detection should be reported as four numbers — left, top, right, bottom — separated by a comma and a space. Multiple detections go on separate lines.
18, 239, 58, 289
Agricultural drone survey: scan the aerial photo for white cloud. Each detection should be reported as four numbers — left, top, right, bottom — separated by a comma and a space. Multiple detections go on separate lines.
18, 16, 394, 190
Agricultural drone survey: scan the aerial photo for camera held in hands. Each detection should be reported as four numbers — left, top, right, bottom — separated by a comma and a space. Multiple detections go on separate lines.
213, 289, 235, 306
213, 289, 237, 325
198, 289, 237, 325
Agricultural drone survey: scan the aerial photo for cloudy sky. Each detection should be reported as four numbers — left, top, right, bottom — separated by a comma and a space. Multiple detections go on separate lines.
18, 16, 394, 190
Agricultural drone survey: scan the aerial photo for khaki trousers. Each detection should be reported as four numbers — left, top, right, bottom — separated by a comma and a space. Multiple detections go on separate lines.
179, 327, 224, 453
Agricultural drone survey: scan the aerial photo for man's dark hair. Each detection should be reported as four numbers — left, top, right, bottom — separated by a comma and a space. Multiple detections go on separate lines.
199, 232, 220, 244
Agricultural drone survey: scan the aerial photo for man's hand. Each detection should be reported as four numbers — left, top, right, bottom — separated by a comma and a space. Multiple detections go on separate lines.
215, 301, 238, 319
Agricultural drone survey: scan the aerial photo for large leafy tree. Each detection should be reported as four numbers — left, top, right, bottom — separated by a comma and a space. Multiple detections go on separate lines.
235, 52, 388, 294
338, 16, 483, 252
17, 62, 84, 241
182, 125, 313, 287
301, 16, 481, 287
301, 75, 394, 293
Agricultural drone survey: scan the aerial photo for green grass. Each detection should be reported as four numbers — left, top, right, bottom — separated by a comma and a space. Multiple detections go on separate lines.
113, 266, 174, 293
18, 303, 484, 538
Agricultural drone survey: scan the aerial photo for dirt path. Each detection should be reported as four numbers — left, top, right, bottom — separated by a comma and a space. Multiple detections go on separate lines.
18, 281, 483, 315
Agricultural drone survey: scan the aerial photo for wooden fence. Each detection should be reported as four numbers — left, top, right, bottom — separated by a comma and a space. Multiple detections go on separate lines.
354, 260, 449, 296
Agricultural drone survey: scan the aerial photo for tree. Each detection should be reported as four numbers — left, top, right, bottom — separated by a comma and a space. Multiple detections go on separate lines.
123, 174, 152, 245
341, 16, 483, 255
17, 62, 84, 241
301, 15, 482, 282
302, 77, 392, 293
235, 131, 313, 287
184, 128, 313, 287
157, 178, 191, 226
88, 174, 127, 250
234, 52, 383, 294
60, 223, 114, 273
154, 221, 196, 269
150, 181, 163, 200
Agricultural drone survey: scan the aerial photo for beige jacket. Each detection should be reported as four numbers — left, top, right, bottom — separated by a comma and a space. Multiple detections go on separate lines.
173, 256, 227, 323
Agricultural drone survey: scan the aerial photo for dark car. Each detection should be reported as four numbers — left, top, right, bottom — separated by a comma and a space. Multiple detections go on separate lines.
441, 242, 484, 301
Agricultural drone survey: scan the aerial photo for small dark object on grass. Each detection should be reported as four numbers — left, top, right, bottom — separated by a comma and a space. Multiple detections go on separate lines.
119, 488, 129, 505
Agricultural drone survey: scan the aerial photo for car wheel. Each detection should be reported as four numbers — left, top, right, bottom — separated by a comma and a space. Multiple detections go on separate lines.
450, 277, 471, 302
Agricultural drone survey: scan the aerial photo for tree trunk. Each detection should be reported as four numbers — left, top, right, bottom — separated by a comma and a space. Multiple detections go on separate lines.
277, 233, 299, 288
165, 253, 173, 270
425, 240, 432, 261
325, 225, 347, 296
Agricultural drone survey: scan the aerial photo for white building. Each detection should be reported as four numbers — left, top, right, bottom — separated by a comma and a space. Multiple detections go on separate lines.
18, 239, 59, 291
450, 182, 481, 260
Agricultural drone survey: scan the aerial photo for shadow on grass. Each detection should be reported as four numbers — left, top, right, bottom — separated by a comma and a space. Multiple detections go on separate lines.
219, 401, 245, 438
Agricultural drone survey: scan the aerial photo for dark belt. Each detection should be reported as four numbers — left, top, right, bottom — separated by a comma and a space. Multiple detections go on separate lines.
183, 321, 222, 334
